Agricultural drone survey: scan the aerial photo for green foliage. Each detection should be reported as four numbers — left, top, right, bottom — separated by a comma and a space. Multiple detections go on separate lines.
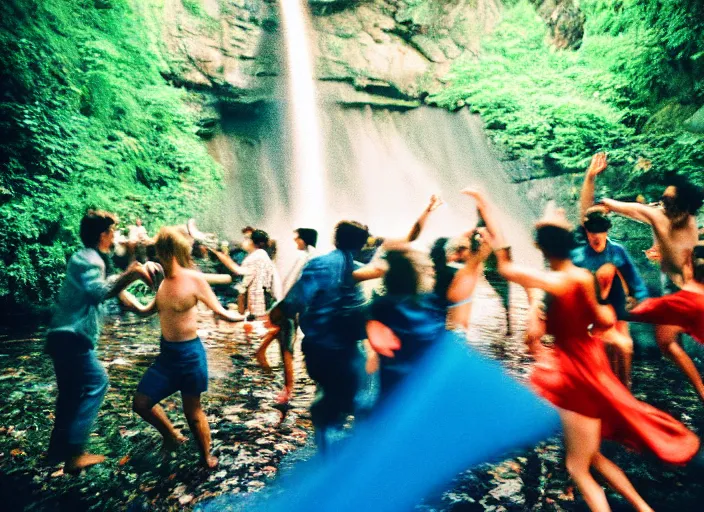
0, 0, 222, 314
182, 0, 204, 18
430, 1, 704, 194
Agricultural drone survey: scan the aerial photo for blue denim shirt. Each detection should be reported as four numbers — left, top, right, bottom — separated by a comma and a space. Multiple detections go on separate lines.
279, 249, 367, 351
47, 248, 118, 349
571, 231, 649, 318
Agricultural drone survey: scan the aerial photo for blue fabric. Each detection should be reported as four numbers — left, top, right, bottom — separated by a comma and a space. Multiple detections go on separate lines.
47, 332, 109, 460
137, 337, 208, 403
658, 270, 681, 296
571, 230, 649, 318
244, 334, 560, 512
279, 249, 367, 351
47, 247, 119, 349
370, 293, 447, 401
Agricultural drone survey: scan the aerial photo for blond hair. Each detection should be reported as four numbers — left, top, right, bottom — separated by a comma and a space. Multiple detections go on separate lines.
155, 226, 194, 277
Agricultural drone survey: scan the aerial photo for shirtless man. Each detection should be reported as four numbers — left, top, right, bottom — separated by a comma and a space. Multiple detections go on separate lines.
601, 175, 704, 400
132, 226, 245, 468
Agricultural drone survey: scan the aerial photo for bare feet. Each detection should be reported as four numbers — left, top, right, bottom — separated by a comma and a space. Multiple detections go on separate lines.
255, 348, 272, 372
162, 432, 187, 454
65, 453, 106, 474
276, 386, 292, 405
202, 455, 218, 469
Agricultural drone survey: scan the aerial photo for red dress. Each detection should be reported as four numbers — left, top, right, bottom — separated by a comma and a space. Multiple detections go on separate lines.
630, 289, 704, 343
531, 280, 700, 465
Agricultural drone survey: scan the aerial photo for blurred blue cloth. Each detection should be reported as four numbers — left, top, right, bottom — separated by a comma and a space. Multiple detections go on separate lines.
216, 332, 560, 512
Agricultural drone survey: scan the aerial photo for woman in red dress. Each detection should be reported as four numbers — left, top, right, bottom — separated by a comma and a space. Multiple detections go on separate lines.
466, 189, 700, 512
628, 243, 704, 343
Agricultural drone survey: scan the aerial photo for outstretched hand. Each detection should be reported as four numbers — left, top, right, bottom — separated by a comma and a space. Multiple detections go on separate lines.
143, 261, 164, 291
128, 261, 153, 287
426, 194, 444, 213
587, 152, 608, 177
460, 186, 485, 204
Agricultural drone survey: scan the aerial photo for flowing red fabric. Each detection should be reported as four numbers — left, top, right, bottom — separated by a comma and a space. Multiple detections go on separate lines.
630, 289, 704, 343
531, 281, 700, 465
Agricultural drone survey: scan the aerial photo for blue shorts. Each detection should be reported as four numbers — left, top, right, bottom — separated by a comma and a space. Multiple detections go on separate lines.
137, 337, 208, 403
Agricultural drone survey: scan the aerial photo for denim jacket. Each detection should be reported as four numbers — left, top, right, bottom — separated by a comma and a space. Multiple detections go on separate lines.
571, 232, 649, 318
47, 248, 118, 349
279, 249, 367, 351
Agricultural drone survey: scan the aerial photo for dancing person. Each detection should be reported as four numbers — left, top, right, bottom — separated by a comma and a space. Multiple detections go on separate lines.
628, 243, 704, 345
353, 195, 443, 283
211, 229, 282, 318
255, 248, 560, 511
601, 176, 704, 401
127, 217, 152, 263
429, 231, 490, 335
130, 227, 246, 469
45, 210, 156, 473
256, 228, 318, 404
267, 221, 371, 452
365, 245, 447, 403
572, 153, 649, 387
475, 192, 699, 512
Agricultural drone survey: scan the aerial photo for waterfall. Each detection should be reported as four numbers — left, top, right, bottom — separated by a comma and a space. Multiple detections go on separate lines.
204, 106, 541, 268
279, 0, 327, 231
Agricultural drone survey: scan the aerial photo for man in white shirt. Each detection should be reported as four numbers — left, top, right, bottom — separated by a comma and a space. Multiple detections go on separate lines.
256, 228, 318, 404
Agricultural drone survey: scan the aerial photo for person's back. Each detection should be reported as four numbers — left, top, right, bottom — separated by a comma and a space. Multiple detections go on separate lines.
545, 267, 603, 343
293, 249, 366, 350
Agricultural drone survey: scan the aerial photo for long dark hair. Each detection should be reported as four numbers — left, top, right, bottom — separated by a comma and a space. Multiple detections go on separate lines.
430, 237, 454, 299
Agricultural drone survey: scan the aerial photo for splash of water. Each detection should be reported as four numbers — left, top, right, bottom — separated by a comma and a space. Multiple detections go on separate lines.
279, 0, 327, 230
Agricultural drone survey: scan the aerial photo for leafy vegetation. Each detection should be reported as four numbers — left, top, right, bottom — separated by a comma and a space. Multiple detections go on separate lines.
430, 0, 704, 198
0, 0, 222, 317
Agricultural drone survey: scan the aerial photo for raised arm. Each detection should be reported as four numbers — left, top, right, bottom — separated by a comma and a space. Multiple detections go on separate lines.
406, 194, 443, 242
195, 273, 245, 322
600, 198, 659, 226
460, 188, 506, 249
580, 153, 607, 220
494, 247, 566, 294
209, 248, 249, 276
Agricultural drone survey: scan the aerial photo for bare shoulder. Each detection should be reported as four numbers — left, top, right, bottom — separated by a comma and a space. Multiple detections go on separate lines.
183, 268, 206, 281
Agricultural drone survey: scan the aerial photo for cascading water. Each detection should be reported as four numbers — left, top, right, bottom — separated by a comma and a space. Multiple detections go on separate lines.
279, 0, 327, 231
202, 1, 541, 273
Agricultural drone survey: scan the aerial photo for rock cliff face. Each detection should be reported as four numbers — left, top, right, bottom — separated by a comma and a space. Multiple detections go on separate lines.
530, 0, 584, 50
159, 0, 502, 109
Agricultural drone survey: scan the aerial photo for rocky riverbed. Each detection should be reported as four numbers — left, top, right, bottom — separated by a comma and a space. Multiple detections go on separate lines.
1, 279, 704, 511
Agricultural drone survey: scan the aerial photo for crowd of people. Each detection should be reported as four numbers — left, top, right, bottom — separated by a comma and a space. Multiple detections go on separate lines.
43, 155, 704, 511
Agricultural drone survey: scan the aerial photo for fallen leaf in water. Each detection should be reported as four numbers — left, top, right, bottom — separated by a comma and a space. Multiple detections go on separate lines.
51, 469, 64, 478
178, 494, 193, 505
558, 486, 575, 501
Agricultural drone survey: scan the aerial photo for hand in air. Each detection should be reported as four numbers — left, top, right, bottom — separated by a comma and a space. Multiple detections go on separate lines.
460, 187, 487, 207
475, 227, 497, 250
587, 152, 608, 177
427, 194, 444, 212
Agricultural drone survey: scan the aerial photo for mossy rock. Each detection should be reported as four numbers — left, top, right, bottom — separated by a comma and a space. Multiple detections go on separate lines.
684, 105, 704, 134
643, 102, 698, 133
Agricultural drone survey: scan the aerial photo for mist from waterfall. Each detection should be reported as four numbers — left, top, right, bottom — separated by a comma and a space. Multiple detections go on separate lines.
204, 106, 541, 271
